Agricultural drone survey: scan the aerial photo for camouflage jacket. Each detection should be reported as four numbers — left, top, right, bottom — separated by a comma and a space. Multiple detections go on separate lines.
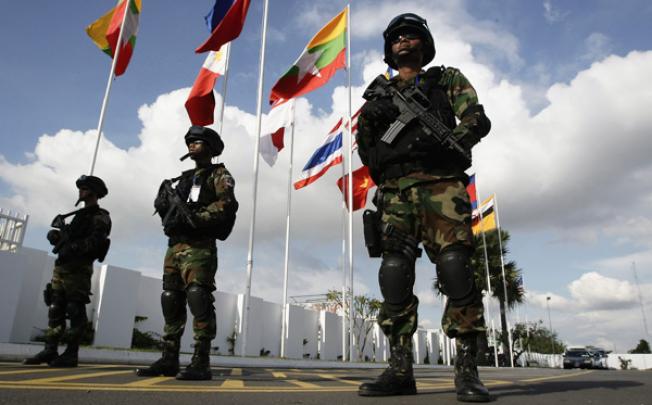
55, 205, 111, 265
357, 66, 490, 187
166, 163, 238, 243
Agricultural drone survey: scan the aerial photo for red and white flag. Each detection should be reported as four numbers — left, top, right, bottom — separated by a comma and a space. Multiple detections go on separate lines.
260, 99, 295, 166
184, 43, 230, 126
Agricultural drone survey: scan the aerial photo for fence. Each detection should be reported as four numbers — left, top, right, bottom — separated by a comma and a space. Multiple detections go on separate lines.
0, 209, 28, 252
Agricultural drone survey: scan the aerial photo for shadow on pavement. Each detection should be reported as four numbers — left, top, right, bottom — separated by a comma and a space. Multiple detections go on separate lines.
492, 379, 644, 398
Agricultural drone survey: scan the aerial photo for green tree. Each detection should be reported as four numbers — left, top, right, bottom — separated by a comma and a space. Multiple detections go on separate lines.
505, 321, 565, 361
470, 229, 525, 357
326, 289, 382, 361
628, 339, 651, 354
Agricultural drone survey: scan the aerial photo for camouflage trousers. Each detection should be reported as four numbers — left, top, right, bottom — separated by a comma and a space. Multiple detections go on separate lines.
46, 262, 93, 343
162, 240, 217, 344
376, 178, 486, 347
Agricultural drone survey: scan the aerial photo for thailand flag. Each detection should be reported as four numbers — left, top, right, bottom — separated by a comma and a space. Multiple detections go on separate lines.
196, 0, 251, 53
294, 120, 344, 190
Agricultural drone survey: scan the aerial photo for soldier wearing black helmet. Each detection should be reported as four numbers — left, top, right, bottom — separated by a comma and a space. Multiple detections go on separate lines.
136, 125, 238, 381
356, 14, 492, 402
23, 175, 111, 368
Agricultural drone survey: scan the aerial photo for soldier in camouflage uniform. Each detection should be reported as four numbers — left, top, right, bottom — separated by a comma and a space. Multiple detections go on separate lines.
356, 14, 492, 402
23, 175, 111, 368
136, 126, 238, 381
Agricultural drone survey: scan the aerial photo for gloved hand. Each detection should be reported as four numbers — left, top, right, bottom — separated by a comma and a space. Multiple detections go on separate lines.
46, 229, 61, 246
361, 98, 399, 128
154, 181, 171, 216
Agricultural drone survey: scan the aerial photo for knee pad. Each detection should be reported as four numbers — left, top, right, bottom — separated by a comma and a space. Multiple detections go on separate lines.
186, 285, 214, 321
436, 246, 476, 307
48, 299, 66, 325
65, 301, 88, 327
161, 290, 187, 323
379, 252, 415, 305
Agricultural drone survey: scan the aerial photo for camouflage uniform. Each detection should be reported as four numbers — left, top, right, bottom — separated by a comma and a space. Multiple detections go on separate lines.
357, 67, 490, 358
160, 164, 237, 348
47, 206, 112, 344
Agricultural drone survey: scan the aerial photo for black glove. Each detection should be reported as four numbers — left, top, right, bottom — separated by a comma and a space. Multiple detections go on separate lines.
361, 98, 399, 128
46, 229, 61, 246
154, 182, 170, 216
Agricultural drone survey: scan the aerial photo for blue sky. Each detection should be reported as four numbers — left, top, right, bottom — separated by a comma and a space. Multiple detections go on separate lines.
1, 0, 652, 353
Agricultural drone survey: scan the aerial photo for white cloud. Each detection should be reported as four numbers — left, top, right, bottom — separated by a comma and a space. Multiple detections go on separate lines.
568, 272, 638, 310
582, 32, 613, 61
543, 0, 570, 24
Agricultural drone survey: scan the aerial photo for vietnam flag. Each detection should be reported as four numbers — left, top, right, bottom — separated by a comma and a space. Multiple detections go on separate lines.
185, 44, 230, 126
86, 0, 141, 76
269, 7, 347, 105
337, 166, 376, 211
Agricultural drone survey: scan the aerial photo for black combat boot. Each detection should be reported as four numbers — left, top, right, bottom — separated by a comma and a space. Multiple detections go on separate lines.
135, 341, 180, 377
48, 343, 79, 367
358, 345, 417, 396
454, 334, 491, 402
23, 342, 59, 365
175, 340, 212, 381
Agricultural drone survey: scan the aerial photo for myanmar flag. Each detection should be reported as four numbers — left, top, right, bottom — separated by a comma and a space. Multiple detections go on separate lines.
269, 7, 347, 105
86, 0, 141, 76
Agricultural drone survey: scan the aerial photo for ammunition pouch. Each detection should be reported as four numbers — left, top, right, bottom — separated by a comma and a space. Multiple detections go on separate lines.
43, 283, 53, 307
363, 210, 382, 258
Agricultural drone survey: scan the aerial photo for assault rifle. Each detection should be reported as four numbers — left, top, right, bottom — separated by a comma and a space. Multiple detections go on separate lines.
363, 75, 471, 166
156, 179, 197, 231
50, 208, 84, 255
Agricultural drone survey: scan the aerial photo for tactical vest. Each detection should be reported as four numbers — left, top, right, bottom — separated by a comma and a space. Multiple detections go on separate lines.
58, 206, 111, 264
171, 163, 236, 242
368, 66, 468, 181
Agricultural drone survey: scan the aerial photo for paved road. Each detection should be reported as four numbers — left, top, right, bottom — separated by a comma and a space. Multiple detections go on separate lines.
0, 361, 649, 404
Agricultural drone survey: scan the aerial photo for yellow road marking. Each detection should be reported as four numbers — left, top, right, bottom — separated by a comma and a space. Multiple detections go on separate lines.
124, 376, 173, 387
520, 370, 593, 383
316, 374, 360, 385
21, 370, 133, 384
0, 368, 66, 376
286, 380, 322, 389
272, 372, 287, 378
221, 379, 245, 388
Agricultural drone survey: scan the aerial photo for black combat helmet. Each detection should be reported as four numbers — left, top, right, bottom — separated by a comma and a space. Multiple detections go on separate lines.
383, 13, 435, 69
76, 175, 108, 199
184, 125, 224, 157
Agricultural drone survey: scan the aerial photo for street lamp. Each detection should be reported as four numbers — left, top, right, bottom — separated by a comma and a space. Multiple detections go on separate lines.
546, 296, 554, 354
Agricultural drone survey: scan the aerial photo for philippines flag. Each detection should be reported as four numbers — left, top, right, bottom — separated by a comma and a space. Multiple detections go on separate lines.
185, 44, 230, 126
196, 0, 251, 53
294, 120, 344, 190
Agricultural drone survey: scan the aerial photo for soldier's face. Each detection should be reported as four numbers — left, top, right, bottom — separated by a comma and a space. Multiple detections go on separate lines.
78, 186, 94, 202
390, 29, 424, 64
187, 139, 211, 161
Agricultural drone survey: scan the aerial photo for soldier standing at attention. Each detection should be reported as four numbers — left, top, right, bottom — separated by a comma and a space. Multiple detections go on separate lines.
356, 14, 492, 402
136, 126, 238, 381
23, 176, 111, 368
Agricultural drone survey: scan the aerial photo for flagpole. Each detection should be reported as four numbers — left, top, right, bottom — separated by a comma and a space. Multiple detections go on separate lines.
241, 0, 269, 357
88, 0, 131, 176
475, 178, 499, 367
217, 43, 232, 135
494, 194, 514, 367
341, 158, 348, 362
345, 4, 355, 363
280, 103, 296, 358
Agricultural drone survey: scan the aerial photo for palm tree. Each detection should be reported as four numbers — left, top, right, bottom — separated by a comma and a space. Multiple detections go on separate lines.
471, 229, 525, 362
